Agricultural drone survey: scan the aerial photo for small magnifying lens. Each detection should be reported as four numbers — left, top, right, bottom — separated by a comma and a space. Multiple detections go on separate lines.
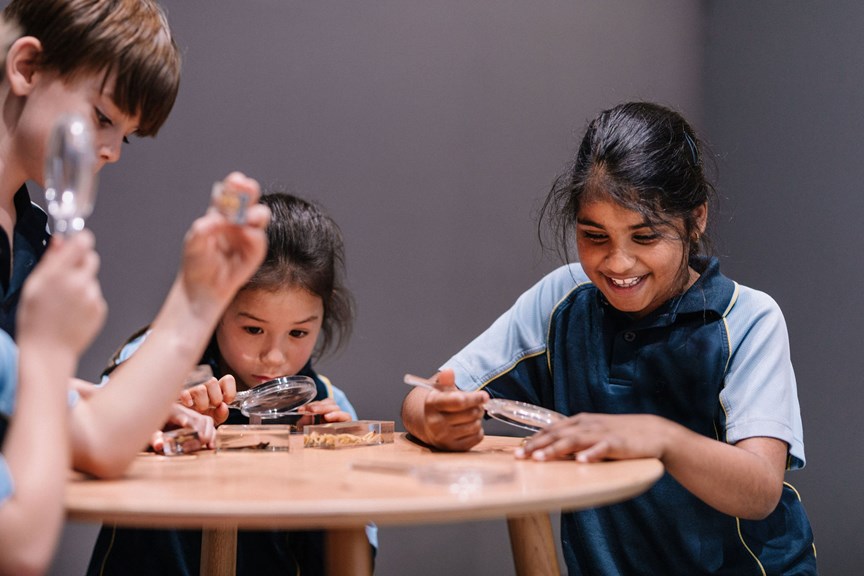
229, 375, 317, 421
403, 374, 565, 433
483, 398, 566, 432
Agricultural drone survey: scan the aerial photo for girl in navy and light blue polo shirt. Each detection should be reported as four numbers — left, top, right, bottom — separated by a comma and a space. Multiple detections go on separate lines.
402, 102, 817, 575
87, 192, 374, 576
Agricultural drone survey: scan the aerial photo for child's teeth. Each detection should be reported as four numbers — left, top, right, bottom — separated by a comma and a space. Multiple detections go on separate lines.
612, 277, 640, 287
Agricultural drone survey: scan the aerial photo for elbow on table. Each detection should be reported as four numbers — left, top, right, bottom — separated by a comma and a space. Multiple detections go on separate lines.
73, 447, 138, 480
71, 409, 144, 479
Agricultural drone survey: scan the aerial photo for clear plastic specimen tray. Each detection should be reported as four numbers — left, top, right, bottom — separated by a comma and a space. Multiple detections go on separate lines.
303, 420, 395, 449
162, 427, 203, 456
216, 424, 293, 452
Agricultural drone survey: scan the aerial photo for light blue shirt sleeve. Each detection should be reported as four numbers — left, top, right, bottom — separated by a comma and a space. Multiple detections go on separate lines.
98, 331, 150, 386
0, 455, 12, 506
442, 263, 589, 391
0, 327, 82, 411
0, 330, 19, 418
329, 385, 359, 420
722, 286, 806, 468
1, 331, 17, 506
319, 376, 360, 421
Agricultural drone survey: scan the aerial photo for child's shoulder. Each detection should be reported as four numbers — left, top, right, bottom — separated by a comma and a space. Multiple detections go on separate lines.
534, 263, 592, 293
509, 263, 594, 317
724, 282, 789, 336
728, 282, 783, 315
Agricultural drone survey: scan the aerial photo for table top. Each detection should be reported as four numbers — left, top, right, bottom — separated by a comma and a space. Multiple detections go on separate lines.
66, 433, 663, 531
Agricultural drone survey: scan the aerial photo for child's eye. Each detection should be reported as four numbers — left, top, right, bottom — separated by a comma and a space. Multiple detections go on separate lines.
95, 109, 131, 144
95, 108, 112, 127
289, 329, 309, 339
580, 230, 607, 243
633, 233, 660, 244
243, 326, 264, 336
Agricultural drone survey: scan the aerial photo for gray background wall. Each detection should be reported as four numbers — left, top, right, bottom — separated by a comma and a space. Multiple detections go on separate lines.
2, 0, 851, 573
703, 2, 862, 574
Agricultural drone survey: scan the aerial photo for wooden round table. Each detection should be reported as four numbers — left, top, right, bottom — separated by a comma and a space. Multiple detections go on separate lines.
66, 433, 663, 575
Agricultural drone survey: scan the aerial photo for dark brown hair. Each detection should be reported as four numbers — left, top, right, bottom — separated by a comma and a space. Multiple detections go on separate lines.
3, 0, 181, 136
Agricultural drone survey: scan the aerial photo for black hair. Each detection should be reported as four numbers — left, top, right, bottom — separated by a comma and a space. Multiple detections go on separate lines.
245, 192, 354, 359
540, 102, 715, 265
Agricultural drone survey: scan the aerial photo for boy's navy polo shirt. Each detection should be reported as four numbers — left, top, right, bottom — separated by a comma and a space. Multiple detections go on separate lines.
0, 185, 50, 338
444, 257, 816, 575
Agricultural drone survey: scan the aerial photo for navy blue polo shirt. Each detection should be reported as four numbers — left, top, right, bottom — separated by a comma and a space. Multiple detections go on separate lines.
0, 185, 50, 338
444, 257, 816, 574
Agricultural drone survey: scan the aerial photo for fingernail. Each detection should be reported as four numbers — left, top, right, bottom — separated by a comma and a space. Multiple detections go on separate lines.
532, 450, 546, 461
514, 448, 525, 459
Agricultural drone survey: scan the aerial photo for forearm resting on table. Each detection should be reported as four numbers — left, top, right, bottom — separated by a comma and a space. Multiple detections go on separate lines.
662, 424, 788, 520
70, 280, 223, 478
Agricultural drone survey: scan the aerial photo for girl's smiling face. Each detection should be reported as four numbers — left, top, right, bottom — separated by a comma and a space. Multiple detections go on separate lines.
215, 286, 324, 390
575, 199, 706, 318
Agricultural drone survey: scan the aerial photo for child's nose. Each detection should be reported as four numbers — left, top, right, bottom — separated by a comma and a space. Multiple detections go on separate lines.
605, 246, 636, 272
97, 136, 123, 165
262, 346, 288, 366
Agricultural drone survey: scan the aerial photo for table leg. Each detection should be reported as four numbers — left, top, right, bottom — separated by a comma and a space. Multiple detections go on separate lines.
507, 513, 561, 576
326, 527, 371, 576
201, 525, 238, 576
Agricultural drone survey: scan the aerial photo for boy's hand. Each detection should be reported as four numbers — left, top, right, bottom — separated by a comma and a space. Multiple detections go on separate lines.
17, 230, 106, 357
179, 172, 270, 311
151, 404, 217, 452
179, 374, 237, 426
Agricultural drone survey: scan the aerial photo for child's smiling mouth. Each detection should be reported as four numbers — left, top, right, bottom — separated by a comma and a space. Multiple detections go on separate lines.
608, 276, 645, 288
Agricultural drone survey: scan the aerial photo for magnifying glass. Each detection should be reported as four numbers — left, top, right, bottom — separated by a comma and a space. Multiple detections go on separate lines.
482, 398, 566, 432
44, 114, 98, 235
403, 373, 566, 432
229, 375, 317, 421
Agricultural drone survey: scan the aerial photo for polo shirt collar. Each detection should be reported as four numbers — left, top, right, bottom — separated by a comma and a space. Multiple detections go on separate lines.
598, 256, 736, 328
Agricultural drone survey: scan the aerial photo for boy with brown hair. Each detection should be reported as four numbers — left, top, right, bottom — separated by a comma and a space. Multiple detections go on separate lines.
0, 0, 268, 488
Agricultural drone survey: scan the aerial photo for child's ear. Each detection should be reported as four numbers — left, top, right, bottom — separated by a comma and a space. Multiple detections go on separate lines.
693, 202, 708, 235
5, 36, 43, 96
